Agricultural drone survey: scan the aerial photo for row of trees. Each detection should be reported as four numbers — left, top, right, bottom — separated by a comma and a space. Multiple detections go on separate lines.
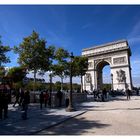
0, 31, 88, 92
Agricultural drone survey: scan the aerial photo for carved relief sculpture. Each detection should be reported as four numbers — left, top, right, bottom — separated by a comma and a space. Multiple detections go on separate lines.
116, 69, 126, 83
88, 62, 93, 68
85, 73, 91, 83
113, 56, 126, 65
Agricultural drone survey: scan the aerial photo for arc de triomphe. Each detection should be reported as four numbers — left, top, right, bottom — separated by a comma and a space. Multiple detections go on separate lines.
82, 40, 133, 91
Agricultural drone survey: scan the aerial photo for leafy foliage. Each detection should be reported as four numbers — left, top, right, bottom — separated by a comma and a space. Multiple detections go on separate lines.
7, 66, 26, 83
0, 36, 11, 66
14, 31, 55, 91
14, 31, 52, 72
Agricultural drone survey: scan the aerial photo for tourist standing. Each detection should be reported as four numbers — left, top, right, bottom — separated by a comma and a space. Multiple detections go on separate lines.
40, 92, 44, 109
13, 89, 20, 107
136, 89, 139, 96
21, 90, 30, 120
0, 92, 4, 119
57, 90, 63, 107
126, 88, 131, 100
44, 90, 49, 108
102, 88, 107, 101
0, 91, 9, 120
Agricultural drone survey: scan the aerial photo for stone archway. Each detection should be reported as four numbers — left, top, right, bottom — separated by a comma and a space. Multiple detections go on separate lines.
96, 60, 110, 90
82, 40, 132, 91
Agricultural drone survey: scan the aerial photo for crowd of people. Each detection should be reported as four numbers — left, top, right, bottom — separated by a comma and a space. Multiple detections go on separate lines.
0, 88, 30, 120
0, 86, 139, 121
86, 88, 139, 102
0, 88, 64, 121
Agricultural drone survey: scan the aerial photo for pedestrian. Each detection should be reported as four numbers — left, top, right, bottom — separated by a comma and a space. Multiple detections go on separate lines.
56, 89, 63, 107
13, 89, 20, 107
40, 91, 44, 109
126, 88, 131, 100
21, 90, 30, 120
65, 93, 69, 107
19, 89, 24, 105
0, 92, 4, 120
136, 89, 139, 96
102, 88, 107, 101
44, 90, 49, 108
3, 93, 9, 119
95, 90, 100, 101
0, 90, 9, 120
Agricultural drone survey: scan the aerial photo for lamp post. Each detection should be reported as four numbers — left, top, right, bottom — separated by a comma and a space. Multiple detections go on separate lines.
111, 73, 113, 90
66, 52, 75, 112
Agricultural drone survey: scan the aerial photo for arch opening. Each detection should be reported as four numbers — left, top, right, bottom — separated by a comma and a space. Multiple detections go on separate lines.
96, 61, 111, 90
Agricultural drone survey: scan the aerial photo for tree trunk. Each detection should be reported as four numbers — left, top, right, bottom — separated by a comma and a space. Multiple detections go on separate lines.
81, 75, 83, 93
61, 77, 63, 91
33, 69, 37, 103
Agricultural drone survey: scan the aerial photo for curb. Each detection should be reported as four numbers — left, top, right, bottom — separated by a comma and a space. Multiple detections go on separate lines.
30, 110, 87, 135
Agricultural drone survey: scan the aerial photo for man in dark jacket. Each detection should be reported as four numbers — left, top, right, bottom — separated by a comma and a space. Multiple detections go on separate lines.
126, 88, 131, 100
57, 90, 63, 107
21, 90, 30, 120
0, 92, 9, 120
40, 92, 44, 109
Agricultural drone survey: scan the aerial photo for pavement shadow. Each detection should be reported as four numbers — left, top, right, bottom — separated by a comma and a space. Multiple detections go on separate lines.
37, 116, 111, 135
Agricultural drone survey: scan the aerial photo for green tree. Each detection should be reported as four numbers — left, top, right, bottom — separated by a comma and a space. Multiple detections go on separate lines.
73, 56, 88, 93
14, 31, 54, 92
0, 36, 11, 66
7, 66, 26, 86
52, 48, 69, 91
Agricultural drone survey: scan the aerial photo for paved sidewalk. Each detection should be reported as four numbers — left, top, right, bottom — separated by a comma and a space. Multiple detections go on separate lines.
1, 95, 140, 135
0, 103, 86, 135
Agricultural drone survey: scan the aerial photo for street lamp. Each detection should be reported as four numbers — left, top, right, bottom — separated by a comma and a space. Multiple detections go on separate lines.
111, 73, 113, 90
66, 52, 75, 112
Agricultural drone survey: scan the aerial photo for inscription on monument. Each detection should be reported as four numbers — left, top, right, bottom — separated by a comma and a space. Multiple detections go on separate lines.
113, 56, 126, 65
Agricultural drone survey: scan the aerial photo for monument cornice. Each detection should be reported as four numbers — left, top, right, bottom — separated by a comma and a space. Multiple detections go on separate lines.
82, 39, 127, 51
82, 47, 129, 57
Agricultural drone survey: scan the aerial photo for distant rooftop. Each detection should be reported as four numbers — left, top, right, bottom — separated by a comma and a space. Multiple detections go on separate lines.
82, 39, 128, 51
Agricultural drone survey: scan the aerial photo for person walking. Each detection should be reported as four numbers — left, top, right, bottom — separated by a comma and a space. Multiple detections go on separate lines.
102, 88, 107, 101
13, 89, 20, 107
40, 92, 44, 109
56, 89, 63, 107
126, 88, 131, 100
0, 92, 4, 120
21, 90, 30, 120
44, 90, 49, 108
19, 89, 24, 106
136, 89, 139, 96
0, 91, 9, 120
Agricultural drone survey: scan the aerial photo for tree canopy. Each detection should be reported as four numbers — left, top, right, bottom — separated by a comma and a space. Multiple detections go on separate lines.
14, 31, 53, 72
7, 66, 27, 83
0, 36, 11, 66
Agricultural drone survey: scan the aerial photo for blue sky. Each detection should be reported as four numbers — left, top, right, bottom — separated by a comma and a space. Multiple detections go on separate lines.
0, 5, 140, 86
